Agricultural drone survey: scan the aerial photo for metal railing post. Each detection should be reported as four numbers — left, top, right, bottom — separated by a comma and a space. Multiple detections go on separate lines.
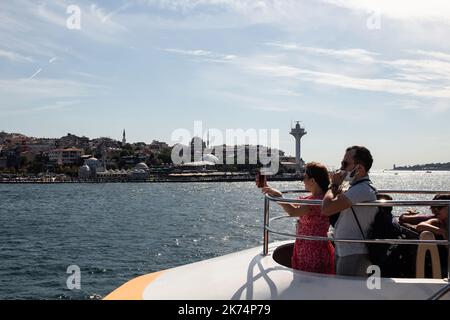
263, 197, 270, 256
447, 204, 450, 282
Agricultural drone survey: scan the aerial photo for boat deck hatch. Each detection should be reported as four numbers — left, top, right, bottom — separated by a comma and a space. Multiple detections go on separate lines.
272, 242, 294, 268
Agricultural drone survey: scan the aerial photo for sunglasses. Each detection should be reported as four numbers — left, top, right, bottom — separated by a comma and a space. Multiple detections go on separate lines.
341, 161, 350, 169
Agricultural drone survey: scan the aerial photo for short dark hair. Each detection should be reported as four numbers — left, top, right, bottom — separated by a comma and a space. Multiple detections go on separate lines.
305, 162, 330, 193
432, 194, 450, 210
346, 146, 373, 172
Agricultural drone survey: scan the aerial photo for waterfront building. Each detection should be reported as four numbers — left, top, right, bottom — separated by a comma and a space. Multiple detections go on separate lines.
91, 137, 121, 154
57, 133, 90, 149
48, 148, 84, 165
0, 156, 7, 169
27, 142, 56, 154
6, 134, 30, 146
85, 157, 100, 176
135, 162, 150, 171
20, 151, 36, 163
148, 140, 169, 152
78, 164, 91, 179
96, 169, 129, 181
280, 156, 297, 173
121, 155, 146, 166
202, 154, 220, 164
177, 160, 217, 171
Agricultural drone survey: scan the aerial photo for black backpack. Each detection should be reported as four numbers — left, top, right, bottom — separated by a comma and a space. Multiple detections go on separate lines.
350, 181, 419, 277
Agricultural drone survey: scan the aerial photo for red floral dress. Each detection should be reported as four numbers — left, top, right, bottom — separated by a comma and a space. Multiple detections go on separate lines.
291, 194, 335, 274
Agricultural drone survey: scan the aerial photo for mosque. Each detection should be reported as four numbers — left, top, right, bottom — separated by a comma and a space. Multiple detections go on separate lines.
78, 129, 151, 181
78, 157, 150, 182
78, 124, 307, 181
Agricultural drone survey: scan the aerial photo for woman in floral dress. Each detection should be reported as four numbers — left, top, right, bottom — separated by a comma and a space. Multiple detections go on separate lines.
262, 162, 334, 274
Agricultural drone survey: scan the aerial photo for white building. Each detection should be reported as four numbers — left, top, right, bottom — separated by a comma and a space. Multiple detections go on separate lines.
48, 148, 84, 165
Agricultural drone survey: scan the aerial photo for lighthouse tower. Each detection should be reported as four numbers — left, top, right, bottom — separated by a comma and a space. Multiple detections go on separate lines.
290, 121, 307, 175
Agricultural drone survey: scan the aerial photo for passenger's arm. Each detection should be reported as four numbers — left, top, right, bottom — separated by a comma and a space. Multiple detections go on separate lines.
262, 186, 312, 217
278, 203, 312, 217
416, 219, 448, 239
401, 222, 419, 231
321, 188, 352, 217
399, 211, 431, 225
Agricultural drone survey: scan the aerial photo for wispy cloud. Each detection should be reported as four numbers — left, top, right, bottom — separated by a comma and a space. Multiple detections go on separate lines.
69, 71, 113, 82
0, 48, 34, 63
265, 42, 379, 63
159, 43, 450, 103
384, 58, 450, 82
91, 3, 133, 23
0, 78, 106, 101
163, 48, 237, 62
246, 61, 450, 99
323, 0, 450, 22
408, 50, 450, 62
2, 100, 80, 116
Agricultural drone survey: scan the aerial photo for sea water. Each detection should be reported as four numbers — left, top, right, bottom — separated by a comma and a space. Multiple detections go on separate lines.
0, 170, 449, 299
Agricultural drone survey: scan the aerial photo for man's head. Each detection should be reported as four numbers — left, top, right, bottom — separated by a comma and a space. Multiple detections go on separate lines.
341, 146, 373, 179
431, 194, 450, 222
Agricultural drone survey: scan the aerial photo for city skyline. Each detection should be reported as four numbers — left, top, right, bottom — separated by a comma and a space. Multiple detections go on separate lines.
1, 1, 450, 169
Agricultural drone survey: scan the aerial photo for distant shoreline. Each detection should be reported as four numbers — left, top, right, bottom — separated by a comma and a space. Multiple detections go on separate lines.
0, 176, 300, 184
389, 169, 450, 172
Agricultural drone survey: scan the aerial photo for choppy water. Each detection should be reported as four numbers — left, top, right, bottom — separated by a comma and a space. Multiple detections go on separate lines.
0, 170, 449, 299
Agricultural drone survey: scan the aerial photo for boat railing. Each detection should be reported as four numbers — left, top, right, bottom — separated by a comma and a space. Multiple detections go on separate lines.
262, 189, 450, 286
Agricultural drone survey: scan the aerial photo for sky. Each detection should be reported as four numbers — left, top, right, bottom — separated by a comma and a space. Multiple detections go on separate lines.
1, 0, 450, 169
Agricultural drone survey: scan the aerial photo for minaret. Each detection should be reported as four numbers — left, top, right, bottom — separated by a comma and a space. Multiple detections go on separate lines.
102, 146, 107, 171
290, 121, 307, 175
122, 129, 126, 145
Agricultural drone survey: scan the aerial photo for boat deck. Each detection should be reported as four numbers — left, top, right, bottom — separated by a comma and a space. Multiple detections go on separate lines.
105, 241, 449, 300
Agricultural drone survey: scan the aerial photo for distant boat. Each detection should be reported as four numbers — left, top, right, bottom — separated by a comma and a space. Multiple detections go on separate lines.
426, 171, 432, 173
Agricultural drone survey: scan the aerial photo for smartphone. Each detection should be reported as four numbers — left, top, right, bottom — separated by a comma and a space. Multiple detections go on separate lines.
256, 170, 267, 188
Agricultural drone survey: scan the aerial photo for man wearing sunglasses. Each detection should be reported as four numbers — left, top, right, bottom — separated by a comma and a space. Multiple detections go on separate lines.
400, 194, 450, 240
322, 146, 378, 276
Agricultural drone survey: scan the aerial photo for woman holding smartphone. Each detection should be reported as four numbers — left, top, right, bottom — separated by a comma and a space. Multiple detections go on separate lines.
261, 162, 335, 274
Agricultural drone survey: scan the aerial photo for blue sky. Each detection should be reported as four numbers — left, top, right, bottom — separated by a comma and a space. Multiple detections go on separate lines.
1, 0, 450, 169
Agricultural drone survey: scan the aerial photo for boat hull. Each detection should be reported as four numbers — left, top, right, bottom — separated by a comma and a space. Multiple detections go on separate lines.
104, 241, 449, 300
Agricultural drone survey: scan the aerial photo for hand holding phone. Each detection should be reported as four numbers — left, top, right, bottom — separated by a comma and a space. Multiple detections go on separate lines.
256, 170, 267, 188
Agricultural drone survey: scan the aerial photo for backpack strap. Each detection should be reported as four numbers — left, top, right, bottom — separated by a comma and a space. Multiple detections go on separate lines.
349, 179, 376, 240
351, 207, 366, 240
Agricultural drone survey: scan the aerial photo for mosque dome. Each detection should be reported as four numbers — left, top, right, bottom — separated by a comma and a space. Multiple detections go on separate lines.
202, 154, 219, 164
135, 162, 149, 170
78, 164, 91, 179
80, 164, 90, 171
85, 157, 99, 165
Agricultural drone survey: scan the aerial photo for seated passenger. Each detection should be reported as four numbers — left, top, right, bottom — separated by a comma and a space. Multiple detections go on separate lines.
415, 194, 450, 240
399, 210, 434, 227
398, 195, 450, 233
261, 162, 334, 274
